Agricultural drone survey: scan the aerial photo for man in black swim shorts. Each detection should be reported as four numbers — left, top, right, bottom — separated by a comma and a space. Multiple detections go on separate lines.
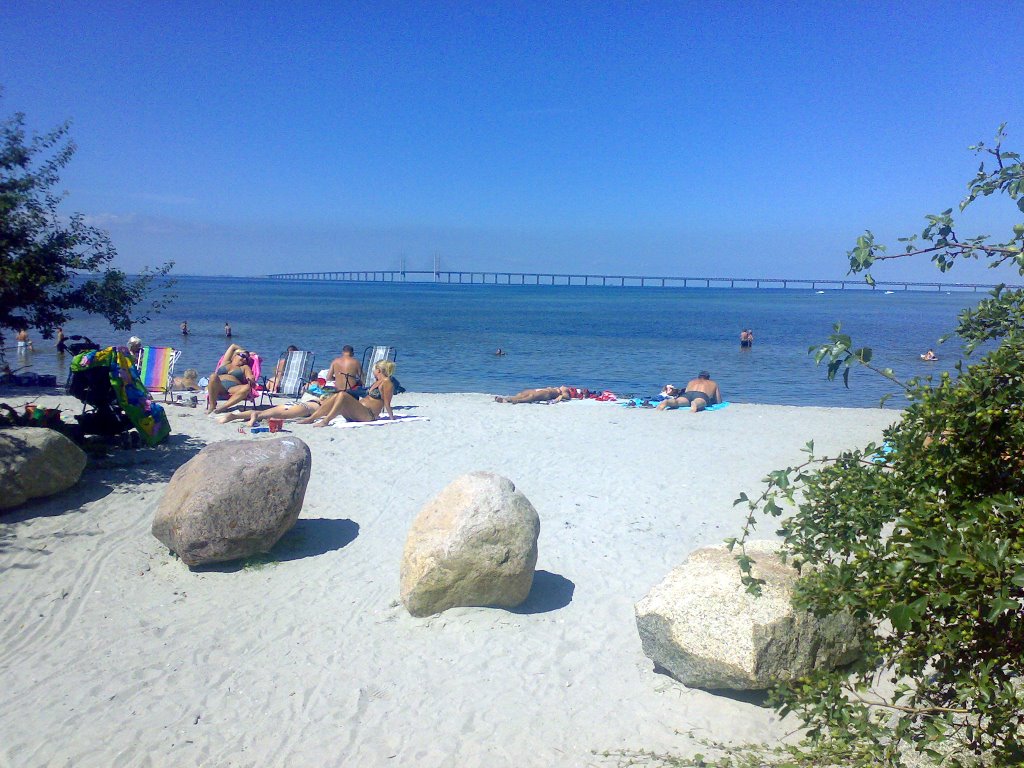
656, 371, 722, 412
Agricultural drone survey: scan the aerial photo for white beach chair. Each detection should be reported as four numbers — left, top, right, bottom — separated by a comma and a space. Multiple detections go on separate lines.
361, 345, 397, 383
260, 349, 315, 405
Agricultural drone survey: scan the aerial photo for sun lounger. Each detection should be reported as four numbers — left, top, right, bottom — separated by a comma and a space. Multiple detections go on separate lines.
361, 345, 397, 380
137, 346, 181, 402
259, 349, 315, 405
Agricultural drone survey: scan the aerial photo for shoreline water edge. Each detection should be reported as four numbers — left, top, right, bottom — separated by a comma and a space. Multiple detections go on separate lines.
0, 393, 898, 767
1, 278, 980, 408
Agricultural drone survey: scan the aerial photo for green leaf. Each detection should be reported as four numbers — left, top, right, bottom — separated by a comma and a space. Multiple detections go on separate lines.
890, 604, 912, 632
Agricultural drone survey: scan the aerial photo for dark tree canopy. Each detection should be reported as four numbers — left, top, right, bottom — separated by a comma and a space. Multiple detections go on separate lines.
0, 98, 172, 344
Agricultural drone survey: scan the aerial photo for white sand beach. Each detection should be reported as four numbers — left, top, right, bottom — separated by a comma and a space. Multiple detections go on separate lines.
0, 394, 898, 767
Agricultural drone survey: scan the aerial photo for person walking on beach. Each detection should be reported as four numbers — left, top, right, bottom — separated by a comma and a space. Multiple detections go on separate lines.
181, 321, 189, 336
657, 371, 722, 412
328, 345, 363, 392
224, 321, 232, 338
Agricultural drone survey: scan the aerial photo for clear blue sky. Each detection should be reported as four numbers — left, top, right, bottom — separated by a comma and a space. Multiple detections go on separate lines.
2, 2, 1021, 281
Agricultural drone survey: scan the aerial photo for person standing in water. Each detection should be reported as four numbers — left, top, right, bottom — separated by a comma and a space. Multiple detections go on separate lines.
55, 326, 68, 353
181, 321, 189, 336
16, 328, 33, 354
224, 321, 232, 338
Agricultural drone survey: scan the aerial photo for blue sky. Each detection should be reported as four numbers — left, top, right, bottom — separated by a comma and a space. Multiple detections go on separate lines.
2, 2, 1021, 281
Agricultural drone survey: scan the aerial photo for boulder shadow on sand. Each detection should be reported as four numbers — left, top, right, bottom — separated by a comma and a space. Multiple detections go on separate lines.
505, 570, 574, 614
192, 518, 360, 573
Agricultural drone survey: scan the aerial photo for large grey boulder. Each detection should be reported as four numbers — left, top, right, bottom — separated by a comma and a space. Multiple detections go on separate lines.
400, 471, 540, 617
635, 540, 862, 690
0, 427, 87, 510
152, 436, 311, 566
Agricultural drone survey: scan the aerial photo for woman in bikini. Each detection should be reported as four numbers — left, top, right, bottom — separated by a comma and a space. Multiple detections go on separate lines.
217, 375, 323, 427
206, 344, 255, 414
495, 385, 590, 403
298, 360, 397, 427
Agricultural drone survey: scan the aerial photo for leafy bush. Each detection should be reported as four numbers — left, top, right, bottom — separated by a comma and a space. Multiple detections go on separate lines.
724, 127, 1024, 766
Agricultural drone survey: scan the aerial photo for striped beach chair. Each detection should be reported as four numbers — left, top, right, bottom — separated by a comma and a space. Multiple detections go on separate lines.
259, 349, 315, 405
137, 346, 181, 402
361, 345, 397, 383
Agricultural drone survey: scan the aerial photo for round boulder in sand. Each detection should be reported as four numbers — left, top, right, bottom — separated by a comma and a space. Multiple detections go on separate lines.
152, 436, 311, 566
0, 427, 87, 510
635, 540, 862, 690
400, 471, 540, 617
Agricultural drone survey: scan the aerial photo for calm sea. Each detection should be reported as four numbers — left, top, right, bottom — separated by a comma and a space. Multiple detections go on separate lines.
7, 276, 987, 408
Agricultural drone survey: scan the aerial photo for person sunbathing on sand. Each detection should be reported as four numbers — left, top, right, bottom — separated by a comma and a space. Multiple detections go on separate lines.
495, 386, 590, 403
217, 395, 322, 428
297, 360, 397, 427
656, 371, 722, 412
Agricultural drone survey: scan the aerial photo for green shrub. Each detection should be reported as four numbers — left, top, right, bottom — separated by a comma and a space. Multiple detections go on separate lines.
724, 127, 1024, 767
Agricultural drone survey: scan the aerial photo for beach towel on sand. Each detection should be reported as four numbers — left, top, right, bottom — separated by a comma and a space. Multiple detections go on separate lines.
71, 347, 171, 445
331, 415, 429, 429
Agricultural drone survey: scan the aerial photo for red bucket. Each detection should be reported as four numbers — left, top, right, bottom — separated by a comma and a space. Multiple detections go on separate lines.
268, 418, 283, 433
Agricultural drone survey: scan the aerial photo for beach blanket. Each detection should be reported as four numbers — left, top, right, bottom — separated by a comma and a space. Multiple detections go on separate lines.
619, 398, 731, 411
71, 347, 171, 445
331, 415, 429, 429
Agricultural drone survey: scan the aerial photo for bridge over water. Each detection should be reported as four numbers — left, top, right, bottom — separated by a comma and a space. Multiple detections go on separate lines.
266, 269, 1016, 292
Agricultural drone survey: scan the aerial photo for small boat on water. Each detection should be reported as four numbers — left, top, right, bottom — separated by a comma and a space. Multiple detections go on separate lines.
884, 290, 895, 294
815, 290, 825, 294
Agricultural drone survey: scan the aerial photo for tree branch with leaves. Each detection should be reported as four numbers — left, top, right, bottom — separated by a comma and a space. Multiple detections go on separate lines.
0, 94, 174, 346
719, 127, 1024, 767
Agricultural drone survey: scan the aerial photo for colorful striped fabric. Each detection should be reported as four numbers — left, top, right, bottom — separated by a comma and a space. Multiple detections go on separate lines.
71, 347, 171, 446
138, 346, 180, 399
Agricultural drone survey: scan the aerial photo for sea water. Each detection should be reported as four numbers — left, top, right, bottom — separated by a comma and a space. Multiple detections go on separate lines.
6, 276, 986, 408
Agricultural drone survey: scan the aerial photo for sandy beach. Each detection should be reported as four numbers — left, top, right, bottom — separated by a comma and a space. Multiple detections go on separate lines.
0, 393, 898, 767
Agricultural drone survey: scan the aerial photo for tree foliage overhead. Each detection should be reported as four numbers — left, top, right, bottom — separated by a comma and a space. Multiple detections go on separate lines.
720, 128, 1024, 767
0, 96, 172, 343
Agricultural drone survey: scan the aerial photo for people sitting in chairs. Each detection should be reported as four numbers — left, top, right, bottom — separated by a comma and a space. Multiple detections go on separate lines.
206, 344, 255, 414
266, 345, 299, 393
495, 386, 590, 403
298, 360, 398, 427
328, 345, 364, 392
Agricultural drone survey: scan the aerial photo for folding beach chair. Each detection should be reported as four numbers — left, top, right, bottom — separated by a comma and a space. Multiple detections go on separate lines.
361, 345, 397, 383
137, 346, 181, 402
259, 349, 315, 405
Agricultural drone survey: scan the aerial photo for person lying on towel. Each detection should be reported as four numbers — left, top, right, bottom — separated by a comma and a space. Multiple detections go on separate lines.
495, 386, 590, 404
656, 371, 722, 413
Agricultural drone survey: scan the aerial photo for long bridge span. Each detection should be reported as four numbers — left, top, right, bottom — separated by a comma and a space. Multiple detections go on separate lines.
265, 269, 1015, 292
